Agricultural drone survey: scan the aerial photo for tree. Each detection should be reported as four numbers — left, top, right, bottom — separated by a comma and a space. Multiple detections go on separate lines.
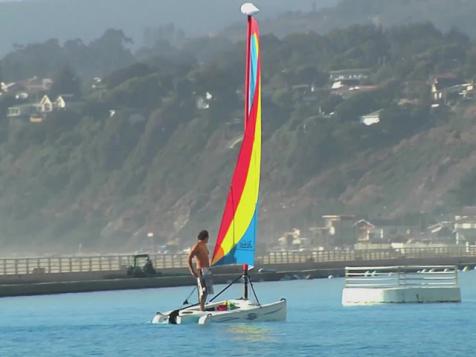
104, 63, 153, 88
334, 92, 378, 122
88, 29, 135, 73
320, 94, 343, 114
50, 65, 81, 97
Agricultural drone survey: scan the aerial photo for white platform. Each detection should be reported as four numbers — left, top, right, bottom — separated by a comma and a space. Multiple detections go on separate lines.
342, 266, 461, 305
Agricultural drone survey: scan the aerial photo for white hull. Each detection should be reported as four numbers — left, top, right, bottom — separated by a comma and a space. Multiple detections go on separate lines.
152, 298, 287, 325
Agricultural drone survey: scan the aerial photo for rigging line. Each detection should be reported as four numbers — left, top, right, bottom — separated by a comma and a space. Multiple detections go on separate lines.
182, 286, 197, 305
209, 274, 243, 303
170, 274, 242, 319
248, 273, 261, 306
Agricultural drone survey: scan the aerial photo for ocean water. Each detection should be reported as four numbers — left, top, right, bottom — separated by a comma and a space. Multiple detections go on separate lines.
1, 271, 476, 357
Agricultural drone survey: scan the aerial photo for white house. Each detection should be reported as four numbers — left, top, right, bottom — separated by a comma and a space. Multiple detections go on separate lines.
360, 110, 382, 126
329, 69, 370, 82
39, 95, 53, 113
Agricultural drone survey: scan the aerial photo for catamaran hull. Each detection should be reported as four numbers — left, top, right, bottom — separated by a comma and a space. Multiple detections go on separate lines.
152, 298, 286, 325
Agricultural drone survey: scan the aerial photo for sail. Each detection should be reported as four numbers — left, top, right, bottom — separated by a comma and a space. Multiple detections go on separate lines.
211, 15, 261, 266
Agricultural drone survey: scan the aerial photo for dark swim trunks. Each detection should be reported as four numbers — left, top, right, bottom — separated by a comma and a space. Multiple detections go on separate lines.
197, 267, 214, 297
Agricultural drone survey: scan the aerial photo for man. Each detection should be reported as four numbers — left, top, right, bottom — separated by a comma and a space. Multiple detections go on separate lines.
188, 230, 214, 311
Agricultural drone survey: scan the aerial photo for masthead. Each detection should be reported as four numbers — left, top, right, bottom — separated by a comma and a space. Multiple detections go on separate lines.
241, 2, 259, 16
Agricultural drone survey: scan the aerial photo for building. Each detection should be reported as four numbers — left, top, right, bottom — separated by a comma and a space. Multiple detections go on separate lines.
426, 221, 456, 243
360, 110, 382, 126
329, 69, 371, 82
3, 77, 53, 95
454, 207, 476, 244
331, 79, 360, 90
7, 94, 73, 123
354, 219, 378, 242
276, 228, 310, 250
431, 76, 474, 104
7, 103, 37, 119
322, 214, 356, 246
331, 83, 379, 99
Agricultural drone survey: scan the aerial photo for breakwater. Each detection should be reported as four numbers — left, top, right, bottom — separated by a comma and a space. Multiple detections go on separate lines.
1, 248, 476, 297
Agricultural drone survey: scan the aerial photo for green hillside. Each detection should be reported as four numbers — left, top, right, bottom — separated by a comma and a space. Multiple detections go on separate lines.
256, 0, 476, 39
1, 22, 476, 254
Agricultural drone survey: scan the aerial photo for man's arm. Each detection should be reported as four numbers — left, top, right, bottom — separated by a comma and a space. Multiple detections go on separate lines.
188, 245, 198, 278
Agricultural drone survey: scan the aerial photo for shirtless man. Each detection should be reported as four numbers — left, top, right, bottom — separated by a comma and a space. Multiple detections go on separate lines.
188, 230, 214, 311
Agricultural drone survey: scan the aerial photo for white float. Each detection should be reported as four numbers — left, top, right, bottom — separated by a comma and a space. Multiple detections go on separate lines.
342, 265, 461, 305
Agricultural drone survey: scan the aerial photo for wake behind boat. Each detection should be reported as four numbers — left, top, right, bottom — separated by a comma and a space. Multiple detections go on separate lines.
152, 3, 287, 325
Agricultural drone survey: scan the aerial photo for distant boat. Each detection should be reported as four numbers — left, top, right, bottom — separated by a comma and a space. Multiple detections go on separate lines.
152, 2, 286, 325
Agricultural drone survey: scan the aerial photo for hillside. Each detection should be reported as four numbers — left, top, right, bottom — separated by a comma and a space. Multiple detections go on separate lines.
256, 0, 476, 38
1, 22, 476, 254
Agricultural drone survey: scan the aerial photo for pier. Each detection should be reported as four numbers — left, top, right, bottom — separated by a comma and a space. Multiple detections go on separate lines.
1, 246, 476, 297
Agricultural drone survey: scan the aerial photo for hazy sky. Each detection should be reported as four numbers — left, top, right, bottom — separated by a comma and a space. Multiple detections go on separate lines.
0, 0, 338, 55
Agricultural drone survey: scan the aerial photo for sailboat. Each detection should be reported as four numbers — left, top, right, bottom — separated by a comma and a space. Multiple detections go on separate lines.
152, 3, 287, 325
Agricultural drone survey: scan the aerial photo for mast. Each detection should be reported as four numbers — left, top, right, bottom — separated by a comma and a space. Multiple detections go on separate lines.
243, 263, 249, 299
244, 15, 251, 130
241, 3, 259, 300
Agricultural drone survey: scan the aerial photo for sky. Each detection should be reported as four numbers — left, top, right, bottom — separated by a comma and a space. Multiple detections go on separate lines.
0, 0, 339, 56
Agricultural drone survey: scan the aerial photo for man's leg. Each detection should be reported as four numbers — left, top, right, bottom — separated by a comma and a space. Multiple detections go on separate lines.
199, 291, 207, 311
198, 277, 207, 311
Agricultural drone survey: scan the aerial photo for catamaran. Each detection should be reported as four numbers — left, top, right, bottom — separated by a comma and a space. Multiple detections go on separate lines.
152, 3, 287, 325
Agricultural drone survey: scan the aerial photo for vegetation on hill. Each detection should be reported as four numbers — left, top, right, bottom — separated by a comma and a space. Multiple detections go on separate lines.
1, 21, 476, 253
259, 0, 476, 39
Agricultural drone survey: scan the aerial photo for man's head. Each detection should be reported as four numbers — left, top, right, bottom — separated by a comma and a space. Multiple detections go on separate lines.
197, 230, 209, 243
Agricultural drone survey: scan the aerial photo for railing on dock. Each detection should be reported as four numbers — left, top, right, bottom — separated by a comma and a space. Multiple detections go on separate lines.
0, 245, 475, 276
344, 266, 459, 289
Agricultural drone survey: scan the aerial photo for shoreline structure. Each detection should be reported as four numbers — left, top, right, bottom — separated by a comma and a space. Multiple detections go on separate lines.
1, 249, 476, 297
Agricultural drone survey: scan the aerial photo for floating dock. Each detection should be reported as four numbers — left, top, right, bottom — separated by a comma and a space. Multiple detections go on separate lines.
342, 265, 461, 305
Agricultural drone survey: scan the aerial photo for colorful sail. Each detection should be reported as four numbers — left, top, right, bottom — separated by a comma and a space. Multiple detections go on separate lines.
211, 14, 261, 266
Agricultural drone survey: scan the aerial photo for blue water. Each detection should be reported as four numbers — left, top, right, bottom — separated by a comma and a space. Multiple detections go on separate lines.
2, 272, 476, 357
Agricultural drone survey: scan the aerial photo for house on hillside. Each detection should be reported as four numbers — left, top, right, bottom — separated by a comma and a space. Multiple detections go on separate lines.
431, 75, 474, 104
321, 214, 356, 246
427, 221, 456, 243
370, 218, 415, 242
352, 219, 394, 249
354, 219, 379, 242
331, 79, 360, 90
54, 94, 75, 109
7, 103, 37, 119
454, 207, 476, 244
276, 228, 310, 251
1, 81, 16, 94
329, 69, 371, 82
12, 77, 53, 95
360, 109, 382, 126
39, 95, 53, 113
331, 83, 379, 98
195, 91, 213, 110
7, 94, 74, 124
